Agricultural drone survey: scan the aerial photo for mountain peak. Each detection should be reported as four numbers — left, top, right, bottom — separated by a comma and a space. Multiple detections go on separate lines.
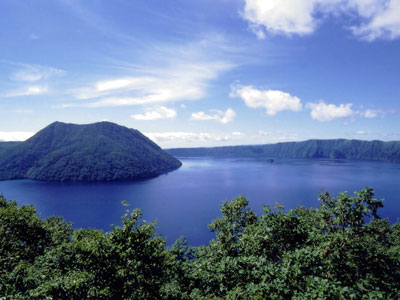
0, 122, 181, 182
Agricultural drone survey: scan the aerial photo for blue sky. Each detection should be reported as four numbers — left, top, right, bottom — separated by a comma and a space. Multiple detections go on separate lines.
0, 0, 399, 147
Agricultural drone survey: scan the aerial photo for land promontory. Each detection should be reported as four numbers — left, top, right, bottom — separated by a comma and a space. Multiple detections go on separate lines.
0, 121, 181, 182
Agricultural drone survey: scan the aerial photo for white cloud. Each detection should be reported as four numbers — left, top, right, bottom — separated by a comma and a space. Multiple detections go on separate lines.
96, 77, 152, 92
350, 0, 400, 40
145, 132, 230, 144
2, 63, 63, 97
146, 130, 303, 148
5, 86, 48, 97
356, 130, 367, 134
241, 0, 400, 40
0, 131, 35, 141
130, 106, 177, 121
232, 131, 243, 136
230, 84, 302, 116
11, 64, 65, 82
61, 35, 239, 108
307, 101, 353, 122
191, 108, 236, 124
361, 109, 387, 118
190, 112, 215, 121
258, 130, 300, 141
243, 0, 317, 37
69, 61, 232, 107
364, 109, 378, 118
76, 77, 155, 99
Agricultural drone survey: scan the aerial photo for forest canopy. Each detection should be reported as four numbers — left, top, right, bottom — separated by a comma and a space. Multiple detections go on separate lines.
1, 187, 399, 299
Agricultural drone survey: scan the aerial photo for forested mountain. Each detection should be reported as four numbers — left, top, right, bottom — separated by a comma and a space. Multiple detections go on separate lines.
167, 139, 400, 163
0, 141, 20, 156
0, 121, 181, 182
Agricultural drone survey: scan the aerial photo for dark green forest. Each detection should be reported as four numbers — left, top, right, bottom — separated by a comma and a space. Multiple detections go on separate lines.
1, 188, 399, 299
0, 122, 181, 182
167, 139, 400, 163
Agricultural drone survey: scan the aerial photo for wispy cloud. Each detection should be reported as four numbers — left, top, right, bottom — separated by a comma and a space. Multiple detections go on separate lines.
4, 86, 49, 97
363, 109, 379, 118
130, 106, 177, 121
60, 0, 137, 43
59, 34, 237, 108
1, 63, 64, 98
230, 84, 302, 116
241, 0, 400, 41
11, 64, 65, 82
74, 77, 155, 100
191, 108, 236, 124
361, 109, 388, 118
66, 61, 232, 108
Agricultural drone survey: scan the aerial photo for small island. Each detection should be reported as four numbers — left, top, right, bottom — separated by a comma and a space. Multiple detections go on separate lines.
0, 121, 182, 182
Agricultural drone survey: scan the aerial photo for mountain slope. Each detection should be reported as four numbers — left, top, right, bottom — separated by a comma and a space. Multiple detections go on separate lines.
0, 122, 182, 182
167, 139, 400, 163
0, 142, 20, 156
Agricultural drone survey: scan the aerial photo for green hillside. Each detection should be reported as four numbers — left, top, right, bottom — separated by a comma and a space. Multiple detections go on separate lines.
0, 121, 181, 182
167, 139, 400, 163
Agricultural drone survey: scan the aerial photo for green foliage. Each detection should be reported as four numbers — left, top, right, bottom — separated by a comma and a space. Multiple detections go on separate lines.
1, 188, 400, 299
167, 138, 400, 163
208, 195, 257, 255
0, 121, 181, 182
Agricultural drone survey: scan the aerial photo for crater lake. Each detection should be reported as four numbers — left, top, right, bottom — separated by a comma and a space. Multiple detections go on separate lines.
0, 157, 399, 246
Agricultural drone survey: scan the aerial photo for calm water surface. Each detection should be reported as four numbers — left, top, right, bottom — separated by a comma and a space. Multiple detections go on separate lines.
0, 158, 399, 246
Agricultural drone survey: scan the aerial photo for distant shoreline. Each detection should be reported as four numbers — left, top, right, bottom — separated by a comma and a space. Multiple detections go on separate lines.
166, 138, 400, 163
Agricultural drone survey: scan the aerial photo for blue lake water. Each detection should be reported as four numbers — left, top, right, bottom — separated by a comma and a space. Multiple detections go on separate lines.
0, 157, 399, 246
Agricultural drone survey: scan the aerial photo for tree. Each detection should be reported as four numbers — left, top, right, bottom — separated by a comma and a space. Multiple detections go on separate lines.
1, 188, 399, 299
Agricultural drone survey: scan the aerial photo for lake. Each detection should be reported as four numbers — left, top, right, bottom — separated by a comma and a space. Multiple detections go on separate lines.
0, 157, 399, 246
